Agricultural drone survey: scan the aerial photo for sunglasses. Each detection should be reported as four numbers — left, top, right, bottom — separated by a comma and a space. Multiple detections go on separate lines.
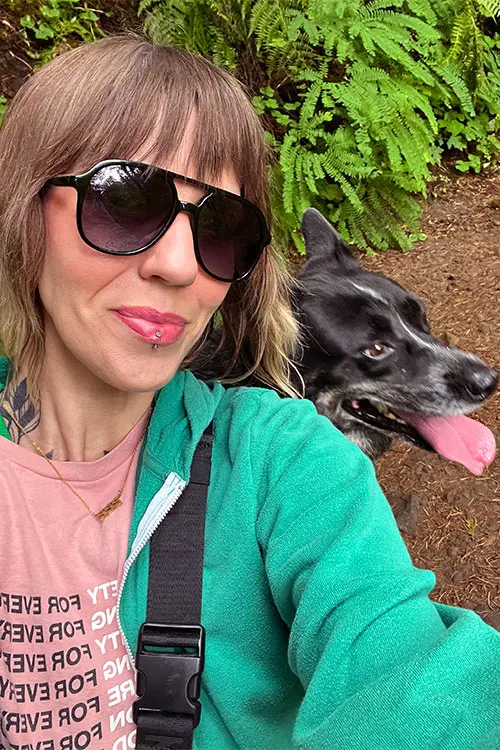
45, 159, 271, 283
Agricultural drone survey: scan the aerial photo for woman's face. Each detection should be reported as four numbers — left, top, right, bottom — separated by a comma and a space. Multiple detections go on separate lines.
39, 133, 234, 393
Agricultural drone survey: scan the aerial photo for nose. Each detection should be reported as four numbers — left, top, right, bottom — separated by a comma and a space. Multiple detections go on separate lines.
137, 212, 199, 286
446, 363, 499, 402
466, 367, 499, 399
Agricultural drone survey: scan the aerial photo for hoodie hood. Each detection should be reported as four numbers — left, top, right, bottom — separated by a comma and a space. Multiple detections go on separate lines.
130, 369, 225, 546
143, 368, 225, 480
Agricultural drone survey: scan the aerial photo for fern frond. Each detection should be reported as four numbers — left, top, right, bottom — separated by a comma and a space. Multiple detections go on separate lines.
431, 61, 475, 114
477, 0, 500, 17
405, 0, 437, 23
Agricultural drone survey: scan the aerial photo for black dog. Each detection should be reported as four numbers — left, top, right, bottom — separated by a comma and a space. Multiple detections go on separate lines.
297, 209, 497, 473
195, 208, 498, 474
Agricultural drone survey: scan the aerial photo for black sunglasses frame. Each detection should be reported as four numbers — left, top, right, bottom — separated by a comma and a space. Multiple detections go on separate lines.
46, 159, 271, 283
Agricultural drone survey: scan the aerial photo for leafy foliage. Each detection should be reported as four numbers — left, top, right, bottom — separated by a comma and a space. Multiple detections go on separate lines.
142, 0, 500, 252
20, 0, 106, 67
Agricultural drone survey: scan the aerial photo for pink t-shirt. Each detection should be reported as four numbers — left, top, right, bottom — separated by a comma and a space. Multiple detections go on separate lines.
0, 413, 149, 750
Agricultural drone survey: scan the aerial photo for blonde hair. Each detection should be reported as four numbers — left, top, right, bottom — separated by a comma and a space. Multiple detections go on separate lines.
0, 34, 301, 397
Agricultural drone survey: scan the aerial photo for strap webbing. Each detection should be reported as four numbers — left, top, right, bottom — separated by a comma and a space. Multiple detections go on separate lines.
135, 424, 214, 750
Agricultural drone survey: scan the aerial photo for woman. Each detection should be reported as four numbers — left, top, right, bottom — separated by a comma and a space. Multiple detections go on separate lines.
0, 35, 498, 750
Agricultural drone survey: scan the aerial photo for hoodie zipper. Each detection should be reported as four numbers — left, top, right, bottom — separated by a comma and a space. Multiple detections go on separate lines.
116, 470, 186, 664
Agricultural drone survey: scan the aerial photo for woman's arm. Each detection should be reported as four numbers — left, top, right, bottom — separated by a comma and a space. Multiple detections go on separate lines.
255, 395, 500, 750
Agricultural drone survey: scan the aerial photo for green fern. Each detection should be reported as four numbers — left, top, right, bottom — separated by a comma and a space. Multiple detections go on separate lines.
477, 0, 500, 17
142, 0, 500, 252
140, 0, 248, 68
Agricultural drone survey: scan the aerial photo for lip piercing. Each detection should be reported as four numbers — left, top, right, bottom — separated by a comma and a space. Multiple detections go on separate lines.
152, 343, 159, 350
155, 331, 162, 338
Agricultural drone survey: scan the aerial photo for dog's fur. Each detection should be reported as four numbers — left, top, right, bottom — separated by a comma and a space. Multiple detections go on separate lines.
195, 208, 498, 461
297, 209, 498, 458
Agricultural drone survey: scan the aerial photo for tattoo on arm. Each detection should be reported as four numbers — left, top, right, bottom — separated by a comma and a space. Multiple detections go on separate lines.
0, 377, 41, 445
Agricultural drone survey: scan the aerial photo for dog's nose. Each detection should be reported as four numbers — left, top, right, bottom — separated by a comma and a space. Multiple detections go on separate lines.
465, 366, 499, 400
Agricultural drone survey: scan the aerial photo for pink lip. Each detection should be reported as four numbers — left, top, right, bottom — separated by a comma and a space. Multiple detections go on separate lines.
117, 307, 187, 325
113, 307, 188, 345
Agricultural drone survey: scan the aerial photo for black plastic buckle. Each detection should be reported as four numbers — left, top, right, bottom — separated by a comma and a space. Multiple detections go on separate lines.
133, 623, 205, 729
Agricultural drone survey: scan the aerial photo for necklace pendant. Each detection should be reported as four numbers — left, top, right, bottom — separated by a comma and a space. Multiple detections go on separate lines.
95, 494, 123, 522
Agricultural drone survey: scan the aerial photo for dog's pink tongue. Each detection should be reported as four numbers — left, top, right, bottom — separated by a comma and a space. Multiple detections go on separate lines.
397, 412, 496, 475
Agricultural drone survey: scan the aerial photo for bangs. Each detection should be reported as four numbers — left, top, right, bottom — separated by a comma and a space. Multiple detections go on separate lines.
16, 35, 267, 208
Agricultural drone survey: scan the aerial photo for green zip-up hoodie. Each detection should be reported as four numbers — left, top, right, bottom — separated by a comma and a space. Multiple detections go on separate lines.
1, 360, 499, 748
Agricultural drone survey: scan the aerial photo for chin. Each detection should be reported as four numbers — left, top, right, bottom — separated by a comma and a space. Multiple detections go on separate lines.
86, 353, 183, 394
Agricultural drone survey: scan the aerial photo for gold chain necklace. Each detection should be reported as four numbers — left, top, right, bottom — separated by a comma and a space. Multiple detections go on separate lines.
2, 400, 150, 522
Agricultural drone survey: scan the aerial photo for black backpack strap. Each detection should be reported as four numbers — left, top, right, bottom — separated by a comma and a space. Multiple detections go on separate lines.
134, 423, 214, 750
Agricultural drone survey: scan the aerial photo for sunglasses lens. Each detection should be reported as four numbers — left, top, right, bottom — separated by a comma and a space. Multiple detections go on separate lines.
81, 164, 174, 253
197, 193, 266, 281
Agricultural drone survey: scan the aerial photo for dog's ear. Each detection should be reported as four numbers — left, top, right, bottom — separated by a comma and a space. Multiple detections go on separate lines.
301, 208, 358, 269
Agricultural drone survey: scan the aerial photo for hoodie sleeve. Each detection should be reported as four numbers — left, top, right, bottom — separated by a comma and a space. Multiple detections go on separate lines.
254, 392, 500, 750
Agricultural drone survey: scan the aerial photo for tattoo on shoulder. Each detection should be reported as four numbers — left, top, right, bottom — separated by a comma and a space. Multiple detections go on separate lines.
0, 377, 41, 445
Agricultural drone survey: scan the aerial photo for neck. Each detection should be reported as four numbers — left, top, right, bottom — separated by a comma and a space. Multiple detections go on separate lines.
2, 355, 154, 462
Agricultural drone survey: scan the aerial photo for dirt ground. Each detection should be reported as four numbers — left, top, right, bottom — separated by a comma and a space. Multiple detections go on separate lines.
0, 0, 140, 99
361, 173, 500, 628
0, 2, 32, 100
1, 10, 499, 626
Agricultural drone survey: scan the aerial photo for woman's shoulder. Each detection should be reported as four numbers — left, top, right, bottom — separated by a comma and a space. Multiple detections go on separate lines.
182, 372, 371, 482
214, 381, 365, 466
213, 382, 382, 539
215, 381, 317, 425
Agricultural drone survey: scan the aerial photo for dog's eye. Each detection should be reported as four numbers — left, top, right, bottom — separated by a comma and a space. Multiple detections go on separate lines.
362, 343, 393, 359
